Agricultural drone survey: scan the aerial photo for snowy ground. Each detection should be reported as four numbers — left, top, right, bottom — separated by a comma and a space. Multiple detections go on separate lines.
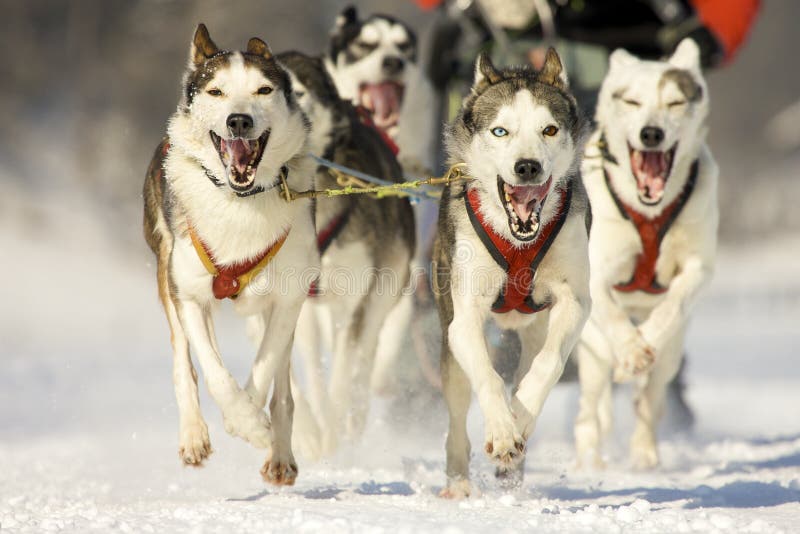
2, 186, 799, 533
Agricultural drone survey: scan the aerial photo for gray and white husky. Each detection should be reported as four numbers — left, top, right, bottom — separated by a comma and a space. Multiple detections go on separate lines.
248, 51, 415, 457
433, 50, 590, 498
574, 38, 718, 470
142, 25, 318, 485
324, 5, 437, 173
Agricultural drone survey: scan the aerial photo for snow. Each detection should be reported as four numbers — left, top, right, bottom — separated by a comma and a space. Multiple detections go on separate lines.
2, 186, 799, 533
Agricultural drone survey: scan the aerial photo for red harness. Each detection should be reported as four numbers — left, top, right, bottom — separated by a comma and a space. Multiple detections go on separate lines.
604, 161, 698, 294
307, 210, 351, 298
465, 183, 572, 314
355, 105, 400, 156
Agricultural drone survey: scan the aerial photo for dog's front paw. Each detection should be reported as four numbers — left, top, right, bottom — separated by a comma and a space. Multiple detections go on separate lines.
612, 331, 655, 383
178, 420, 212, 466
484, 416, 526, 468
261, 456, 298, 486
222, 392, 272, 448
439, 478, 474, 500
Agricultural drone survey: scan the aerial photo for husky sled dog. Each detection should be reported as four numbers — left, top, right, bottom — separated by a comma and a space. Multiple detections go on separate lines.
574, 38, 718, 469
143, 24, 318, 485
325, 5, 436, 173
434, 49, 590, 498
247, 51, 414, 455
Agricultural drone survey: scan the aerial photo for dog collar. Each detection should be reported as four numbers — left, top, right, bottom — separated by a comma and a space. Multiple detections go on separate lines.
464, 182, 572, 314
162, 139, 287, 198
201, 165, 289, 198
604, 160, 699, 294
188, 225, 289, 300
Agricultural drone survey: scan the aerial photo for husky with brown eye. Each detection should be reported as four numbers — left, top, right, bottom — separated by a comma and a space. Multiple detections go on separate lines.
575, 38, 718, 471
433, 48, 591, 498
142, 24, 318, 487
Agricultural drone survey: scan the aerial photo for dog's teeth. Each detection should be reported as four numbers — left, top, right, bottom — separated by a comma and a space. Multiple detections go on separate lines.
504, 192, 511, 202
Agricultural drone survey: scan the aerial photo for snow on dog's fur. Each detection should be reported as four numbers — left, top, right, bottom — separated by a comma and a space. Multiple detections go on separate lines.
142, 24, 318, 486
434, 50, 590, 498
325, 5, 437, 173
574, 38, 718, 470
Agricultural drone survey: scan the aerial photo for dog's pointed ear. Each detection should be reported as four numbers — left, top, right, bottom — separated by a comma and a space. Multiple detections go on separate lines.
538, 47, 568, 89
246, 37, 272, 60
608, 47, 638, 73
336, 5, 359, 28
191, 23, 219, 69
669, 38, 701, 72
473, 52, 501, 89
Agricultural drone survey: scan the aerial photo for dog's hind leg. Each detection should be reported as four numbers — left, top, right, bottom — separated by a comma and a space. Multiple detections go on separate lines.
296, 304, 338, 456
440, 339, 473, 499
370, 292, 413, 395
262, 355, 298, 486
330, 288, 400, 440
179, 299, 272, 449
159, 257, 211, 466
574, 338, 612, 470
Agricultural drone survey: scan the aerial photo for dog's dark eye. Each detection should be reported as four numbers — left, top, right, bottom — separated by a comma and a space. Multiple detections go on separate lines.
356, 40, 378, 52
623, 99, 641, 107
257, 86, 273, 95
491, 127, 508, 137
542, 125, 559, 137
294, 90, 305, 98
207, 88, 223, 97
667, 100, 686, 108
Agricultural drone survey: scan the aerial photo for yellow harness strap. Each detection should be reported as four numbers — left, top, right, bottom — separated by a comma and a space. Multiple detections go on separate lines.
188, 225, 288, 299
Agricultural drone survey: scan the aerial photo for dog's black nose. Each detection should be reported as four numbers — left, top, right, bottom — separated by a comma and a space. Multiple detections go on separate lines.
227, 113, 254, 138
640, 126, 665, 148
382, 56, 405, 75
514, 159, 543, 182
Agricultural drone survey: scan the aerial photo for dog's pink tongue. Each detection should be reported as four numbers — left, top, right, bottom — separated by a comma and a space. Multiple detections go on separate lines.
504, 181, 550, 221
224, 138, 253, 175
632, 150, 667, 197
363, 82, 401, 122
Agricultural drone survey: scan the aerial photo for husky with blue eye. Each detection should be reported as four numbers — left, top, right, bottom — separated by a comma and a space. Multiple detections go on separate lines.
142, 24, 318, 486
433, 49, 590, 498
575, 38, 718, 470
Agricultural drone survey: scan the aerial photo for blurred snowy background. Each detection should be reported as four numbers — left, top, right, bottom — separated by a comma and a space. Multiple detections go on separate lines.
1, 1, 798, 532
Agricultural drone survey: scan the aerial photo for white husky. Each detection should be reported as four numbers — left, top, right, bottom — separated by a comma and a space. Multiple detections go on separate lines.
143, 25, 318, 485
574, 38, 719, 469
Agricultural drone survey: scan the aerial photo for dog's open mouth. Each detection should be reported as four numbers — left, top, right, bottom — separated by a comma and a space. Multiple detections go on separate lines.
359, 81, 404, 131
628, 143, 677, 205
210, 130, 270, 191
497, 176, 552, 242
